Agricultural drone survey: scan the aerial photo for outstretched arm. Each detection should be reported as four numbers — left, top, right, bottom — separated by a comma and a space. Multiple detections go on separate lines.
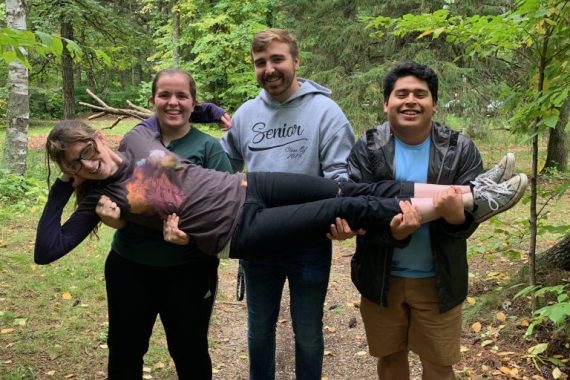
34, 178, 100, 264
191, 103, 232, 131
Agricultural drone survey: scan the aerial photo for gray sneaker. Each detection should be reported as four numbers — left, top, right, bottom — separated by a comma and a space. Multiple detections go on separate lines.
472, 153, 515, 189
472, 173, 528, 223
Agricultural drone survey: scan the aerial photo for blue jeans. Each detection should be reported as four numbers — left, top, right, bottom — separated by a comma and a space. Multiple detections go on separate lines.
242, 243, 332, 380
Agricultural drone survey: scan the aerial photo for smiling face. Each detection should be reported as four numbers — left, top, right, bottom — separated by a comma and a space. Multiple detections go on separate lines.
383, 75, 436, 145
252, 41, 300, 102
61, 135, 121, 180
151, 72, 196, 134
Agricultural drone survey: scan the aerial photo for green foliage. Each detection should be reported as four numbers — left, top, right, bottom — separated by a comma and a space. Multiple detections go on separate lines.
0, 169, 47, 219
515, 284, 570, 339
146, 0, 271, 110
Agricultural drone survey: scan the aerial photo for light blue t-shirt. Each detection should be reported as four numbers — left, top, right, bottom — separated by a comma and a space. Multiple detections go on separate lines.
391, 137, 435, 278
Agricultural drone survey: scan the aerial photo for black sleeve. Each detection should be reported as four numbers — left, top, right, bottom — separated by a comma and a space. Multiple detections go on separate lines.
34, 180, 101, 264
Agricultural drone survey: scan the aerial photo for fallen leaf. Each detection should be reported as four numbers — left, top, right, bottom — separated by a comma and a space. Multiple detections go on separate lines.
62, 292, 72, 300
481, 364, 490, 371
239, 354, 247, 360
1, 328, 14, 334
552, 367, 563, 379
278, 318, 287, 324
500, 366, 512, 375
64, 375, 75, 379
13, 318, 26, 326
460, 345, 470, 353
324, 325, 337, 333
481, 339, 494, 347
521, 319, 530, 327
99, 344, 108, 349
497, 351, 515, 356
466, 296, 476, 305
496, 311, 507, 321
212, 368, 220, 374
143, 366, 152, 373
355, 351, 367, 356
142, 375, 152, 379
3, 360, 12, 364
324, 350, 333, 356
471, 321, 482, 333
46, 370, 56, 376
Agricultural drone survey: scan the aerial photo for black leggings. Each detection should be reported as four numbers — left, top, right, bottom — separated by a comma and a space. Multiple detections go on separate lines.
105, 251, 218, 379
230, 172, 414, 259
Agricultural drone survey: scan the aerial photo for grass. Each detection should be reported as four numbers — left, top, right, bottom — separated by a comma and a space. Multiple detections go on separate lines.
0, 118, 568, 378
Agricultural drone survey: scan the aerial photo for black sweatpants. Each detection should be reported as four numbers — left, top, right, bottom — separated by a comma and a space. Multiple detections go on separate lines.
231, 172, 413, 258
105, 251, 218, 380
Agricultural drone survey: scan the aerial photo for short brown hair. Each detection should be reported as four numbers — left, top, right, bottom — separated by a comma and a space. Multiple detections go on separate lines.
251, 28, 299, 59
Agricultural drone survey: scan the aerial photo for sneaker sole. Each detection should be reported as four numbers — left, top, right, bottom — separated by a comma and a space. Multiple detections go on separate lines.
475, 173, 528, 223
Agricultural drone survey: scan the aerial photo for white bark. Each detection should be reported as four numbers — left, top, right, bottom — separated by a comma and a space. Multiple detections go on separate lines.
3, 0, 30, 175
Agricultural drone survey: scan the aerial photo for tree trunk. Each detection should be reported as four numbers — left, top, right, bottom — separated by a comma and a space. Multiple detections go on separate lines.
536, 234, 570, 271
3, 0, 29, 175
543, 95, 569, 172
172, 0, 180, 66
61, 16, 76, 119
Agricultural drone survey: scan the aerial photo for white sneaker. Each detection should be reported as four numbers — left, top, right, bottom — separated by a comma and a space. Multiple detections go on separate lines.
472, 173, 528, 223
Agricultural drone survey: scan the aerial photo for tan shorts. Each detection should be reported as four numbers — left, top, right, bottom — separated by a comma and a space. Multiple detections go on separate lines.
360, 277, 462, 366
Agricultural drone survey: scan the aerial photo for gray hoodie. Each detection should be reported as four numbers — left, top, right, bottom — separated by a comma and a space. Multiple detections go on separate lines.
221, 78, 354, 180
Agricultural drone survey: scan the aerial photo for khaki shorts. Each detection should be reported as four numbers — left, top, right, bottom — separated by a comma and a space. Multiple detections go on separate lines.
360, 277, 462, 366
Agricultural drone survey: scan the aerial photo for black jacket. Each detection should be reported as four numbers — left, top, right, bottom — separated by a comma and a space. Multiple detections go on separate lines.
348, 121, 484, 312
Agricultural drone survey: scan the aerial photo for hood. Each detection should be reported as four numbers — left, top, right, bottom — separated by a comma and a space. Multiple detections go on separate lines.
258, 78, 332, 108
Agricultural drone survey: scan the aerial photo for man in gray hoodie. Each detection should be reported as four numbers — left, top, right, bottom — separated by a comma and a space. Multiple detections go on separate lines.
221, 28, 355, 380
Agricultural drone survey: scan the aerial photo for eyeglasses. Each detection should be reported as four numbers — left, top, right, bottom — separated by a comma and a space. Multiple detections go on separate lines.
67, 140, 97, 174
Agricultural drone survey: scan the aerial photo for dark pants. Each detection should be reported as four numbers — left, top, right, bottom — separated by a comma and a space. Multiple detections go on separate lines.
231, 172, 412, 259
105, 251, 218, 380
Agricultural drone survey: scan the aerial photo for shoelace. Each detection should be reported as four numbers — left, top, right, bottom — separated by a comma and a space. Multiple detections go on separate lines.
470, 172, 500, 189
473, 178, 514, 211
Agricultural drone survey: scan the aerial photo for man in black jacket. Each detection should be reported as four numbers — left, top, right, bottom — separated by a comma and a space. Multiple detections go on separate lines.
347, 61, 513, 380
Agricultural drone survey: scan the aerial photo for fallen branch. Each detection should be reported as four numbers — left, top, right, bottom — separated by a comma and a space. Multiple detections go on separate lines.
79, 88, 153, 129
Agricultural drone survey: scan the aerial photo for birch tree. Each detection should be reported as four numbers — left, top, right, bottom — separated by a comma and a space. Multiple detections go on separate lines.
3, 0, 29, 175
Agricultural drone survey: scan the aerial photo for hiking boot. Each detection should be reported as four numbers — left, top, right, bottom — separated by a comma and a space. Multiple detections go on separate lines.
472, 153, 515, 189
472, 173, 528, 223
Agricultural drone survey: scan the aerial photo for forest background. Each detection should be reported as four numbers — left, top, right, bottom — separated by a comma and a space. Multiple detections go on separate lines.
1, 0, 570, 379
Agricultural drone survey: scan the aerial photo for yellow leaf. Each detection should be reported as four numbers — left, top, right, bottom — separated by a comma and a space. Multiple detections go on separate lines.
14, 318, 26, 326
460, 345, 470, 353
324, 350, 333, 356
521, 319, 530, 327
481, 339, 494, 347
497, 351, 515, 356
46, 370, 56, 376
500, 366, 512, 375
356, 351, 367, 356
552, 367, 563, 379
62, 292, 72, 300
143, 366, 152, 373
471, 321, 482, 333
324, 325, 337, 333
143, 375, 152, 380
212, 368, 220, 374
418, 29, 433, 38
99, 344, 108, 349
496, 311, 507, 321
1, 328, 14, 334
466, 297, 476, 305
